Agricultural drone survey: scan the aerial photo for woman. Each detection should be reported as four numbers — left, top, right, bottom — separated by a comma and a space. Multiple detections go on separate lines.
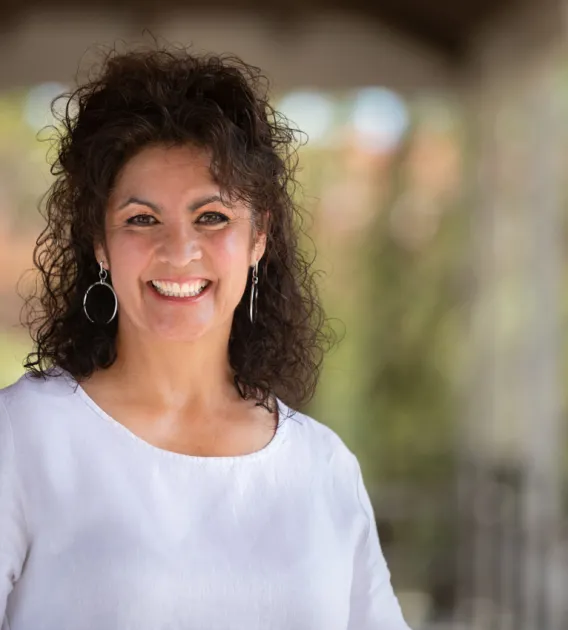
0, 47, 411, 629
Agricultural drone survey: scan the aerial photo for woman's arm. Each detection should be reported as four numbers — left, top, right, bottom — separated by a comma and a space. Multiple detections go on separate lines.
348, 455, 412, 630
0, 396, 28, 622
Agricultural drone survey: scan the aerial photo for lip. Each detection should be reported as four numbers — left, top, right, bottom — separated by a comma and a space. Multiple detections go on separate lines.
147, 279, 213, 304
148, 277, 210, 284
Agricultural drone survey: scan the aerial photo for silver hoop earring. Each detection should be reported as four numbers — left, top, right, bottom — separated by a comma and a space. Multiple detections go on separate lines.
249, 261, 259, 324
83, 261, 118, 324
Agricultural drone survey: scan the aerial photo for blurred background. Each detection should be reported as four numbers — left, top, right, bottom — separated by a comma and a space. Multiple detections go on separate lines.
1, 1, 568, 628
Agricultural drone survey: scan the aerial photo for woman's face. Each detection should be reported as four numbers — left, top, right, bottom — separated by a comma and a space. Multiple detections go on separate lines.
95, 143, 266, 343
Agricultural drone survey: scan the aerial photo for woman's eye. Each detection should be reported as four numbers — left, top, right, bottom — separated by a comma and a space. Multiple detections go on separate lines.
197, 212, 230, 226
127, 214, 158, 226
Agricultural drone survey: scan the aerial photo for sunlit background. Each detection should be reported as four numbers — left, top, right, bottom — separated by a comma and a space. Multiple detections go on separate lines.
1, 1, 568, 628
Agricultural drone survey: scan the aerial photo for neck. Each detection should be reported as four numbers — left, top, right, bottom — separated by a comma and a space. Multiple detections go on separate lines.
105, 320, 239, 415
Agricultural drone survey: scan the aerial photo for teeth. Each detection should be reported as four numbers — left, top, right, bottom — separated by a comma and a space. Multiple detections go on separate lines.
151, 280, 209, 297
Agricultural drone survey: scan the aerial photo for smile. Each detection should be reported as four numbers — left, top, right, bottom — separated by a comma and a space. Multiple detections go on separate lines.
150, 279, 210, 298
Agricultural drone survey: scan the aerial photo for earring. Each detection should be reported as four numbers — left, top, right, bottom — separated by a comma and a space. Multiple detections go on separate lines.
83, 261, 118, 324
249, 261, 259, 324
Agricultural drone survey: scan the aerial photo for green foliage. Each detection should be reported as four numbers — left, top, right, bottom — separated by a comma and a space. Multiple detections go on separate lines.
0, 89, 53, 230
298, 100, 469, 597
358, 141, 466, 484
0, 331, 28, 388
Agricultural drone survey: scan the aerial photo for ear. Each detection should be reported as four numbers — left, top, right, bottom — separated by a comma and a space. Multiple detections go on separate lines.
94, 242, 108, 269
251, 232, 267, 267
250, 210, 269, 266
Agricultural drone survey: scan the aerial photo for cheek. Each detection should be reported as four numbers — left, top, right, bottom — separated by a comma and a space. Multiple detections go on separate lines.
107, 233, 151, 286
209, 228, 252, 272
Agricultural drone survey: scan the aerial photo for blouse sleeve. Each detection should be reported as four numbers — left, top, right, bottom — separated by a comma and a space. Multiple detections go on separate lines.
347, 455, 412, 630
0, 396, 28, 622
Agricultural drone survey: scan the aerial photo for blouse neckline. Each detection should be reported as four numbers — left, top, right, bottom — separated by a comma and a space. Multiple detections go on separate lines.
56, 368, 290, 465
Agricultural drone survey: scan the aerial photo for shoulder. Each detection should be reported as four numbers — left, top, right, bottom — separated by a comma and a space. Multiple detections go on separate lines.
278, 401, 361, 478
279, 403, 371, 528
1, 366, 70, 401
0, 368, 77, 432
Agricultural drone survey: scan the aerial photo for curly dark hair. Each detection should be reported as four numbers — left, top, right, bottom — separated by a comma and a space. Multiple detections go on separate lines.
22, 45, 335, 411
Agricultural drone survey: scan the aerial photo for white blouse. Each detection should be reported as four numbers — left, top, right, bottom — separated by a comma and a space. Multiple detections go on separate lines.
0, 370, 411, 629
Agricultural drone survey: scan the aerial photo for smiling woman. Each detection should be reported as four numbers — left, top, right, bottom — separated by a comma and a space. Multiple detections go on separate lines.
93, 144, 264, 346
0, 46, 411, 630
22, 50, 322, 409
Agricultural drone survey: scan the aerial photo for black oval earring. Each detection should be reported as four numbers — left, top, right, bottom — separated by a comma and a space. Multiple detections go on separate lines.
83, 261, 118, 324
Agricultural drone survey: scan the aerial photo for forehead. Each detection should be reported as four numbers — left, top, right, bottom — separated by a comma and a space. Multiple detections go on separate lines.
107, 143, 255, 222
111, 144, 214, 196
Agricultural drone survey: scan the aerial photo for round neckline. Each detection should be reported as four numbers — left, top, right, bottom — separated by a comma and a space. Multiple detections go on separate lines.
58, 368, 289, 464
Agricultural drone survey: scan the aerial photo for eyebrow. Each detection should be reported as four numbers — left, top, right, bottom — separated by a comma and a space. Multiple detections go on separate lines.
117, 194, 223, 213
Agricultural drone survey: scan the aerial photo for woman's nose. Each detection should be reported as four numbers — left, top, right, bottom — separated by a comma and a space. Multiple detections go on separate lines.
156, 223, 203, 267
